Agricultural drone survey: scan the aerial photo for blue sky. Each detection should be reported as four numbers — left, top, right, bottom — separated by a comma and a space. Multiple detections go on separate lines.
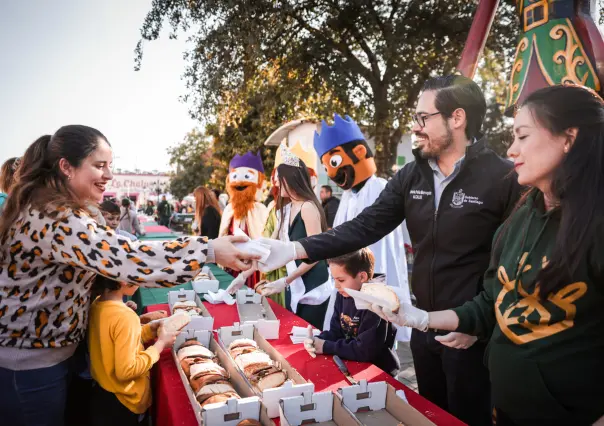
0, 0, 197, 172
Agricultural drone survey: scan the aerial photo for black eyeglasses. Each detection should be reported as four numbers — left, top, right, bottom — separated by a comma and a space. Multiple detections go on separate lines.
412, 112, 441, 128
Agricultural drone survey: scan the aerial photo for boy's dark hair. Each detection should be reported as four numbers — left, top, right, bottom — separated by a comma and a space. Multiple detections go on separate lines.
328, 247, 375, 279
321, 185, 333, 195
92, 274, 122, 292
100, 200, 120, 215
422, 75, 486, 140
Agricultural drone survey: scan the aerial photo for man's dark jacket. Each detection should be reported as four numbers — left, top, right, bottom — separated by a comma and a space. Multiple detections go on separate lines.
300, 139, 523, 311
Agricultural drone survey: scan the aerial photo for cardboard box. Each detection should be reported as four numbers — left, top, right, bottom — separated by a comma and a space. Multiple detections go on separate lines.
338, 380, 436, 426
192, 266, 220, 294
218, 323, 314, 418
236, 288, 280, 339
172, 329, 274, 426
279, 391, 359, 426
168, 289, 214, 332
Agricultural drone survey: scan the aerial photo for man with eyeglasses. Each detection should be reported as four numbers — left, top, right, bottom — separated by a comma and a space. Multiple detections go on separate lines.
258, 75, 522, 425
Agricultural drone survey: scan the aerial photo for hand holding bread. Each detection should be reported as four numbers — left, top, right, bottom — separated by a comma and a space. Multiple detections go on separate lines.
370, 301, 429, 331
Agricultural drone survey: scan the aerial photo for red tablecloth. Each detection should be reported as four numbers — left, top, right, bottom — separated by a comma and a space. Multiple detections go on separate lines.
148, 301, 465, 426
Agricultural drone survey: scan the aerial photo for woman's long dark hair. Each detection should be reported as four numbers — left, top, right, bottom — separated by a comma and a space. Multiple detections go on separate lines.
0, 125, 109, 247
502, 85, 604, 297
193, 186, 222, 236
276, 161, 327, 237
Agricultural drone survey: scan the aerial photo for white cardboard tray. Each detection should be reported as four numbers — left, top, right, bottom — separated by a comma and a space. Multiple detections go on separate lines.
236, 288, 280, 339
172, 329, 274, 425
338, 380, 436, 426
192, 266, 220, 294
279, 390, 359, 426
168, 289, 214, 332
217, 323, 314, 418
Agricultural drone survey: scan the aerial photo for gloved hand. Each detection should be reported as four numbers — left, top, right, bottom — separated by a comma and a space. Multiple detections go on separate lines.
256, 238, 297, 273
303, 325, 316, 358
303, 337, 324, 356
370, 302, 429, 331
260, 277, 288, 296
226, 266, 257, 295
434, 332, 477, 349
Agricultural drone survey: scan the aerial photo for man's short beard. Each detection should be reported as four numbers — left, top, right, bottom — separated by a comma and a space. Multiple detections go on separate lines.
418, 124, 454, 160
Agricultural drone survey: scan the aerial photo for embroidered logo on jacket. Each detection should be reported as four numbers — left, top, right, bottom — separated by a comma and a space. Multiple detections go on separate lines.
450, 189, 484, 209
495, 253, 587, 344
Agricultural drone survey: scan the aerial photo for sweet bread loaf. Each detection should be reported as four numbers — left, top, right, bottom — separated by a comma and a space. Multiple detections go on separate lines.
229, 341, 287, 392
196, 383, 237, 404
177, 344, 215, 362
360, 283, 400, 313
139, 310, 167, 324
228, 338, 258, 351
189, 362, 229, 394
237, 420, 262, 426
199, 391, 240, 408
248, 365, 287, 391
181, 357, 215, 378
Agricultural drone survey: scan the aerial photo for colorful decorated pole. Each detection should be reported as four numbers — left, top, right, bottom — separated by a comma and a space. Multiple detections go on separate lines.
457, 0, 500, 78
505, 0, 604, 113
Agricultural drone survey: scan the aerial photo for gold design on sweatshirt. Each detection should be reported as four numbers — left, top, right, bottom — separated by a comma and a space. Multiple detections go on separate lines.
495, 253, 587, 344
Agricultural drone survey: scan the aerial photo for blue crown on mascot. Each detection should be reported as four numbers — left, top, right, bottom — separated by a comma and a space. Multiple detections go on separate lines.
229, 151, 264, 173
314, 114, 365, 159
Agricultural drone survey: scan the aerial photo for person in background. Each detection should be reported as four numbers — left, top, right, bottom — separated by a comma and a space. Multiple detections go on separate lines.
192, 186, 222, 239
0, 157, 19, 213
306, 248, 399, 376
319, 185, 339, 229
157, 195, 172, 227
88, 275, 179, 426
370, 85, 604, 426
0, 125, 259, 426
260, 148, 331, 329
120, 198, 144, 237
100, 200, 137, 240
144, 200, 154, 217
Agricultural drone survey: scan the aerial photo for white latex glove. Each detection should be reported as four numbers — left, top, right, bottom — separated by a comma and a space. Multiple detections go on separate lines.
370, 302, 429, 331
225, 265, 257, 295
434, 332, 477, 349
256, 238, 297, 273
260, 277, 288, 296
303, 325, 316, 358
303, 338, 316, 357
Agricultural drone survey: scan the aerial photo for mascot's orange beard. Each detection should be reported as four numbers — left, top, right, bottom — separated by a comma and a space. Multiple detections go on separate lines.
227, 174, 265, 220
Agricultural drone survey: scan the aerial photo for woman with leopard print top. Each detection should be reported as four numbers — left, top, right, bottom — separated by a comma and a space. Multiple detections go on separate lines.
0, 125, 260, 426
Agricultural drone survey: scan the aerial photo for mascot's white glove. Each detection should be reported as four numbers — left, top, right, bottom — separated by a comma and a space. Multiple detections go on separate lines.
256, 238, 297, 273
226, 266, 257, 295
260, 277, 288, 296
370, 302, 429, 331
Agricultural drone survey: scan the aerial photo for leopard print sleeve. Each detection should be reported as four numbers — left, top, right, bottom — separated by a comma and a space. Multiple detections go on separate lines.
48, 209, 208, 287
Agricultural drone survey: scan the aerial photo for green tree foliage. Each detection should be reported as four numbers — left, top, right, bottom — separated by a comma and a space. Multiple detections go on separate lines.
167, 128, 217, 199
137, 0, 518, 176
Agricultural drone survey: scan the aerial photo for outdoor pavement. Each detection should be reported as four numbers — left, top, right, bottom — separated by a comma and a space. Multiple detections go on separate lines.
395, 341, 418, 391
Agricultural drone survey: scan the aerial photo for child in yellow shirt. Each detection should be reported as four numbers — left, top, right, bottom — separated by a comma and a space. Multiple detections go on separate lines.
88, 275, 178, 426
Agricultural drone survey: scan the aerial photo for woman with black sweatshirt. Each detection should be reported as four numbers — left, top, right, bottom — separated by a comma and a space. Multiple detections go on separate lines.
193, 186, 222, 239
372, 85, 604, 425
